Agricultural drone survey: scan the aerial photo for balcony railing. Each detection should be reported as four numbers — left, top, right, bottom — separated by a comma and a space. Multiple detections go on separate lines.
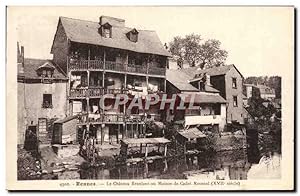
69, 59, 165, 76
69, 88, 88, 98
127, 64, 147, 74
77, 112, 161, 124
148, 66, 166, 75
69, 87, 130, 98
82, 113, 125, 123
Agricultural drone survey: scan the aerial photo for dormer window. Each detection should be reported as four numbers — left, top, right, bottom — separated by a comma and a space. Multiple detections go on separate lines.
36, 62, 55, 78
126, 28, 139, 42
101, 22, 112, 38
199, 81, 205, 91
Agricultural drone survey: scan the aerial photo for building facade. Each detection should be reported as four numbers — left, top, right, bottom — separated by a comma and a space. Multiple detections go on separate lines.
166, 69, 227, 132
178, 65, 245, 124
50, 16, 170, 145
17, 43, 68, 145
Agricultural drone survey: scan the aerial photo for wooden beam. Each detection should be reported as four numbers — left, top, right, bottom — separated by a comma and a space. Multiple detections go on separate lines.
124, 123, 127, 138
103, 48, 106, 70
145, 144, 148, 157
140, 143, 143, 156
164, 144, 168, 157
146, 76, 149, 91
124, 74, 127, 89
117, 124, 120, 144
100, 125, 103, 145
102, 72, 105, 88
87, 70, 90, 87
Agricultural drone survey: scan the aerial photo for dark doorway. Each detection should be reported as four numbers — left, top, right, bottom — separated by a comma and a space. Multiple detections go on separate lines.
24, 125, 38, 152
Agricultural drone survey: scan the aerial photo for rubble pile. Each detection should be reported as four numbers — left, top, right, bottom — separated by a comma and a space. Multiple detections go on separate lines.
17, 147, 41, 180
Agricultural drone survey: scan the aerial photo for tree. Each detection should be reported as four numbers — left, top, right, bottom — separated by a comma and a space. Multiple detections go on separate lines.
169, 34, 228, 69
244, 76, 281, 98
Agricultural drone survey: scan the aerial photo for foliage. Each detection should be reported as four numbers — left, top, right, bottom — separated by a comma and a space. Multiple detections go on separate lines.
245, 76, 281, 98
169, 34, 228, 69
246, 96, 281, 153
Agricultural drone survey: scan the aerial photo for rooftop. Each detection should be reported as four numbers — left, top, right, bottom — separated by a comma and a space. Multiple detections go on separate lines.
166, 69, 219, 93
55, 16, 171, 57
177, 128, 206, 139
179, 92, 227, 104
121, 137, 171, 145
181, 64, 244, 79
18, 58, 67, 80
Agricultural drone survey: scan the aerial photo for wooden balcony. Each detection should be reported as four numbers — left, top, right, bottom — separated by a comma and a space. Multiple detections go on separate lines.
148, 66, 166, 75
69, 88, 88, 98
69, 87, 129, 99
127, 64, 147, 74
69, 59, 166, 76
78, 113, 145, 124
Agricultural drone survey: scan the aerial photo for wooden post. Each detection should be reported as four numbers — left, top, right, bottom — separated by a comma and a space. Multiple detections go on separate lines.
124, 74, 127, 89
101, 125, 103, 145
88, 48, 91, 68
122, 123, 126, 139
147, 55, 150, 74
135, 122, 138, 138
117, 124, 120, 144
87, 70, 90, 87
103, 48, 106, 70
140, 143, 143, 156
144, 161, 148, 178
164, 144, 168, 157
145, 144, 148, 157
102, 72, 105, 88
86, 98, 90, 115
163, 159, 168, 172
164, 79, 167, 93
125, 52, 129, 72
146, 76, 149, 91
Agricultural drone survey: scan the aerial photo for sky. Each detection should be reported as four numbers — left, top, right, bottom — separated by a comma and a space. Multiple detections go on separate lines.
10, 6, 294, 77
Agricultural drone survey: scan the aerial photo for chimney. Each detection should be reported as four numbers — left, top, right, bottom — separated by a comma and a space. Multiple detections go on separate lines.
17, 42, 24, 74
99, 16, 125, 27
205, 74, 211, 86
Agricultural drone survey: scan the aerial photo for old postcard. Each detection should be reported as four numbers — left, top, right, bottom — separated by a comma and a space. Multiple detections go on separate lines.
6, 6, 294, 191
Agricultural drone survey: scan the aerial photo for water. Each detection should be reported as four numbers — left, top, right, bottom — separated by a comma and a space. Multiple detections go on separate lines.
56, 149, 281, 180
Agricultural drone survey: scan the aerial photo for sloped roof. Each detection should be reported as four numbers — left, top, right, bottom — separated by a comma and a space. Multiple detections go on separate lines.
256, 84, 275, 95
244, 83, 256, 87
166, 69, 219, 93
37, 62, 56, 70
122, 137, 171, 145
58, 16, 171, 57
181, 64, 244, 79
166, 69, 198, 91
178, 128, 206, 139
54, 115, 78, 124
18, 58, 67, 80
179, 92, 227, 104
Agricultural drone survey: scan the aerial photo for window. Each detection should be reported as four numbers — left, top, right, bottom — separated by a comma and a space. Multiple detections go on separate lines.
232, 78, 237, 88
38, 118, 47, 134
42, 94, 52, 108
233, 96, 238, 107
103, 28, 111, 38
199, 81, 205, 91
129, 33, 138, 42
127, 29, 139, 42
101, 23, 112, 38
